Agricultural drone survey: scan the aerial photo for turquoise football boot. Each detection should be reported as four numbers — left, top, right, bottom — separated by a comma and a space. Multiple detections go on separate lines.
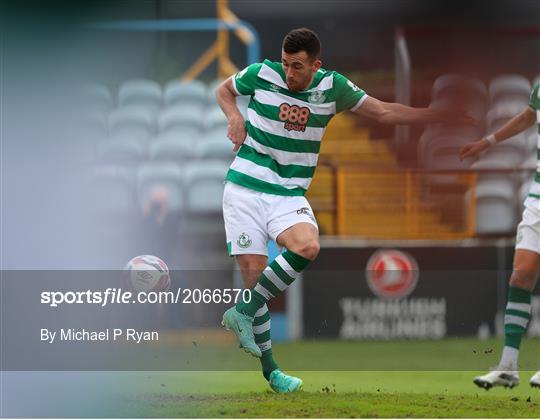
221, 307, 261, 357
269, 370, 303, 393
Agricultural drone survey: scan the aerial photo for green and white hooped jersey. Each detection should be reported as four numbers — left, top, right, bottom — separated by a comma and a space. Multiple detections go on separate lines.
227, 59, 368, 196
529, 83, 540, 199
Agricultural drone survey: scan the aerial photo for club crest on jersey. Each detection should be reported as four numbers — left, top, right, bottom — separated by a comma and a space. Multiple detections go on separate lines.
366, 249, 419, 299
308, 90, 325, 104
278, 103, 311, 132
237, 232, 252, 248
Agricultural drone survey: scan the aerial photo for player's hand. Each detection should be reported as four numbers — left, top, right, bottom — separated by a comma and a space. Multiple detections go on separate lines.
459, 139, 490, 161
227, 115, 247, 152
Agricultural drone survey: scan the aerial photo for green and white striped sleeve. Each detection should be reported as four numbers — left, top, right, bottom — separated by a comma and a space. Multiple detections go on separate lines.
333, 72, 368, 113
231, 63, 263, 96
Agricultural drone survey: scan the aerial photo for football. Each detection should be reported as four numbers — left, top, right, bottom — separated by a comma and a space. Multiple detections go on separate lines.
124, 255, 170, 293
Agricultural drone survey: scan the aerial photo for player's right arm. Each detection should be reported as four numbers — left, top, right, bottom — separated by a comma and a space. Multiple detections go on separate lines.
216, 78, 246, 152
459, 107, 536, 160
216, 63, 262, 152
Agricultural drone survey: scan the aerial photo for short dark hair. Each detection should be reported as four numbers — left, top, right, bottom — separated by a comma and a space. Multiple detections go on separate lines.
282, 28, 321, 60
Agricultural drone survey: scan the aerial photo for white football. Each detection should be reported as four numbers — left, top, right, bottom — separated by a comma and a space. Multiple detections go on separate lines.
124, 255, 170, 293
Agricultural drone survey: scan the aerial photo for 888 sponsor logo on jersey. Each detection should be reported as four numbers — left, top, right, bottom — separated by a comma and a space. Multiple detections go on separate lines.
278, 103, 311, 132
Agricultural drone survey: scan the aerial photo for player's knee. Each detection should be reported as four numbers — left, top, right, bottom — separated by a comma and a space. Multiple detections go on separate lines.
294, 240, 320, 261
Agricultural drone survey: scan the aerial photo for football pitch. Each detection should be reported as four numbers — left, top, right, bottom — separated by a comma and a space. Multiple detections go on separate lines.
111, 338, 540, 418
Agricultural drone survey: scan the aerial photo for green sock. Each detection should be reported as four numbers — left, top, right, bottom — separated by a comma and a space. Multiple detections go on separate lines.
236, 250, 311, 318
504, 286, 532, 349
261, 350, 279, 380
254, 304, 279, 380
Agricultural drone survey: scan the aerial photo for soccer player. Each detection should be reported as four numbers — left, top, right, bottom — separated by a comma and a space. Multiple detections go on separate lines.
460, 82, 540, 390
216, 27, 471, 393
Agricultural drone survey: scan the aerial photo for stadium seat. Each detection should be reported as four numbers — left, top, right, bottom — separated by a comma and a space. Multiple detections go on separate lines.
207, 78, 226, 104
183, 161, 229, 212
163, 80, 207, 108
97, 135, 148, 163
137, 162, 184, 214
475, 179, 516, 235
118, 79, 162, 114
479, 133, 529, 166
108, 106, 156, 138
151, 129, 200, 145
470, 159, 517, 186
196, 139, 235, 162
422, 135, 473, 169
486, 100, 528, 129
157, 104, 204, 133
431, 74, 488, 104
204, 107, 229, 132
489, 74, 531, 103
150, 137, 197, 162
201, 127, 228, 144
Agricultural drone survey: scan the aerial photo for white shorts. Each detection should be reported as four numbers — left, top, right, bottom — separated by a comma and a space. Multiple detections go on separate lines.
222, 182, 318, 256
515, 197, 540, 254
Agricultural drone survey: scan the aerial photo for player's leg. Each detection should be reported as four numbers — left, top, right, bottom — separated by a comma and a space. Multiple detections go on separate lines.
474, 248, 540, 389
236, 254, 280, 380
221, 183, 268, 357
501, 250, 539, 368
234, 221, 318, 319
475, 203, 540, 390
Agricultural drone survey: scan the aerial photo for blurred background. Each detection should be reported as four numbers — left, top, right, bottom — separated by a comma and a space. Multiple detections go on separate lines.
1, 0, 540, 369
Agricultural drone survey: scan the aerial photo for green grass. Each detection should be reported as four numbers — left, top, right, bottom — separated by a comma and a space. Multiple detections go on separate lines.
108, 338, 540, 418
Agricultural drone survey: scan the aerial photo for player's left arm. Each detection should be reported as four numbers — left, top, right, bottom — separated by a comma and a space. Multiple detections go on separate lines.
354, 96, 474, 126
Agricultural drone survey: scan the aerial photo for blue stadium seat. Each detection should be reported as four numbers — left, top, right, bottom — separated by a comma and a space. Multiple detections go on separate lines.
201, 127, 228, 144
118, 79, 162, 114
196, 139, 235, 162
183, 161, 229, 212
137, 162, 184, 214
158, 104, 204, 133
204, 107, 229, 132
207, 78, 226, 105
164, 80, 207, 108
97, 135, 148, 163
150, 137, 197, 162
108, 106, 156, 139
